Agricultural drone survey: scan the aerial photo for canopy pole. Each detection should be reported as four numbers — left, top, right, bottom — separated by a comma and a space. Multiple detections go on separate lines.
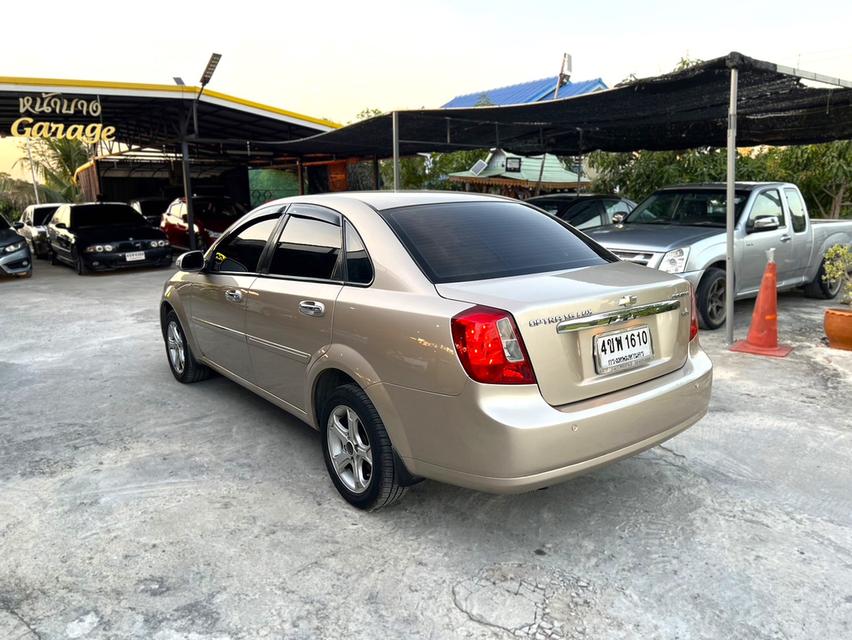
180, 138, 197, 251
372, 156, 380, 190
725, 67, 738, 344
392, 111, 400, 191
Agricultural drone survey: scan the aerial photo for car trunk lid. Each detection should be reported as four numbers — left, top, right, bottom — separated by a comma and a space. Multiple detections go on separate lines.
437, 261, 692, 405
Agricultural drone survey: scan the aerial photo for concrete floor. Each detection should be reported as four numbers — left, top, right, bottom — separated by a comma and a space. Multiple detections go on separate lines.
1, 260, 850, 640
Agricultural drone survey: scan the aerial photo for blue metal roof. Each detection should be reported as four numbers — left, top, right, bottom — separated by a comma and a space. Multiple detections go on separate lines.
442, 77, 607, 108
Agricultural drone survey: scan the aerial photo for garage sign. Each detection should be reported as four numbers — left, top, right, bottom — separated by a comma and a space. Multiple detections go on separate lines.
10, 92, 116, 144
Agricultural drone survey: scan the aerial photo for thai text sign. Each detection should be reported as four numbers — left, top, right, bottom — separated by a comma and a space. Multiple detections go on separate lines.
11, 92, 116, 144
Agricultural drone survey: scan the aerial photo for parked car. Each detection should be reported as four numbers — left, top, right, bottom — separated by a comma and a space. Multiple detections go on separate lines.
160, 192, 712, 510
1, 213, 32, 278
46, 202, 172, 275
161, 196, 246, 251
16, 203, 62, 258
129, 197, 172, 228
527, 193, 636, 230
587, 182, 852, 329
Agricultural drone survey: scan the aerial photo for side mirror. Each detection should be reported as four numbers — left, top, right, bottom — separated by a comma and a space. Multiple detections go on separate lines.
611, 213, 626, 224
750, 216, 780, 232
54, 222, 67, 230
13, 221, 23, 229
176, 250, 205, 272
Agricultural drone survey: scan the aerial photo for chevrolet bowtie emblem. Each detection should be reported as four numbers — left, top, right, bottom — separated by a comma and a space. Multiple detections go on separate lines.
618, 295, 638, 307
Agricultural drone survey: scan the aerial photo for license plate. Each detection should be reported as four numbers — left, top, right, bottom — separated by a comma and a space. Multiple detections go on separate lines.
125, 251, 145, 262
594, 325, 653, 374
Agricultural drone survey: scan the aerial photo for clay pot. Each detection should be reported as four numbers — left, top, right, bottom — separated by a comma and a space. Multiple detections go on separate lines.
824, 307, 852, 351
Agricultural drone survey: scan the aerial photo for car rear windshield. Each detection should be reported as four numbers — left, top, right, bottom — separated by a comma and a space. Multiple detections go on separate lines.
33, 205, 59, 225
71, 205, 146, 228
380, 201, 613, 283
626, 190, 747, 227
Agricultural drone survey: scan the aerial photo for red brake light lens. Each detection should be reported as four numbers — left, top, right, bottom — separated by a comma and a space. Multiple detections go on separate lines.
689, 285, 699, 342
451, 305, 536, 384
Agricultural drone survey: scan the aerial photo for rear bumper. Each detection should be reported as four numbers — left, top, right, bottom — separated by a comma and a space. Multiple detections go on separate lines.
0, 246, 32, 275
82, 248, 172, 270
379, 341, 712, 493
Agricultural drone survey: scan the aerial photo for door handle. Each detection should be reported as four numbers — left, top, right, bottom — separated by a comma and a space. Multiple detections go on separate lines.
299, 300, 326, 317
224, 289, 243, 303
780, 234, 792, 243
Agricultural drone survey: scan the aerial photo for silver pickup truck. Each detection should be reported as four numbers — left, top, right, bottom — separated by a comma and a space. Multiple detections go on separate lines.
587, 182, 852, 329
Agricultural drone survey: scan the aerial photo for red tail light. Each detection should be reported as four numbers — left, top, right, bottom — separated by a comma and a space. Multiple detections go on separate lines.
451, 305, 536, 384
689, 285, 699, 342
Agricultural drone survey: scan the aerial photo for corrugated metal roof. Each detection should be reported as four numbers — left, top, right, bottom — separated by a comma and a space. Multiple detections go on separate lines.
449, 150, 590, 184
442, 77, 607, 108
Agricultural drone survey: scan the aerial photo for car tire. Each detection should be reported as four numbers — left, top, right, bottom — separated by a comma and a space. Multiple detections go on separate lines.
696, 267, 727, 330
164, 310, 211, 383
49, 250, 59, 266
320, 384, 406, 511
75, 252, 88, 276
804, 257, 841, 299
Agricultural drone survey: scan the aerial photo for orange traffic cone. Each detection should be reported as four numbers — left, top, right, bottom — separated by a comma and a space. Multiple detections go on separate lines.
730, 248, 793, 357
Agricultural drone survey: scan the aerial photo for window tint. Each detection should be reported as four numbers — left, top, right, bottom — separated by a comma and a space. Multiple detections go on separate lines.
565, 200, 603, 229
33, 206, 59, 225
210, 216, 278, 273
381, 201, 612, 284
784, 188, 807, 233
345, 222, 373, 284
268, 214, 342, 280
628, 191, 745, 227
748, 190, 785, 229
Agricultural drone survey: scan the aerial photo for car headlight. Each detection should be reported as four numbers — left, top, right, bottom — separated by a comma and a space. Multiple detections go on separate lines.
3, 240, 25, 253
103, 244, 114, 252
158, 239, 169, 247
659, 247, 690, 273
150, 240, 159, 248
85, 245, 104, 253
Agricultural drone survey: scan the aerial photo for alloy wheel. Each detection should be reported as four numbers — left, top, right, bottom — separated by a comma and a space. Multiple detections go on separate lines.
326, 405, 373, 494
707, 278, 726, 325
166, 321, 186, 375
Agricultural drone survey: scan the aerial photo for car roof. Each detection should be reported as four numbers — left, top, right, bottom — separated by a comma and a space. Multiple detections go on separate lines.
264, 190, 515, 212
527, 193, 622, 201
659, 182, 792, 192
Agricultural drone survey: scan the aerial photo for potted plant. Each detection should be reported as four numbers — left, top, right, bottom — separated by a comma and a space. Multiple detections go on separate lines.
823, 244, 852, 350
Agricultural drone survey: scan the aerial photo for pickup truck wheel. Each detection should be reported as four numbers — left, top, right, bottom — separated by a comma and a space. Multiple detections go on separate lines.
804, 258, 841, 299
321, 384, 406, 511
164, 311, 211, 383
697, 267, 727, 330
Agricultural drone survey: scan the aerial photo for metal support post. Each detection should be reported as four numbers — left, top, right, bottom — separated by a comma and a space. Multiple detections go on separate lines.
392, 111, 400, 191
725, 67, 739, 344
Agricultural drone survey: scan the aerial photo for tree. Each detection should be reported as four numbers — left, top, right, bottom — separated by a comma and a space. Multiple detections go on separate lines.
0, 172, 65, 221
15, 138, 89, 203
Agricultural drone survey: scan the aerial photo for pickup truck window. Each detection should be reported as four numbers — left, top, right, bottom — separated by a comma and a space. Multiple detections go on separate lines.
748, 190, 786, 229
784, 188, 807, 233
626, 190, 745, 227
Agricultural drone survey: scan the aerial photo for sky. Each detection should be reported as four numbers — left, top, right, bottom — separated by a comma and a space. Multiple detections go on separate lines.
2, 0, 851, 179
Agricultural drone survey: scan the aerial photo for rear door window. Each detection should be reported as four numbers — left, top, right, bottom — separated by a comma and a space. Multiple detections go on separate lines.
381, 201, 612, 283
